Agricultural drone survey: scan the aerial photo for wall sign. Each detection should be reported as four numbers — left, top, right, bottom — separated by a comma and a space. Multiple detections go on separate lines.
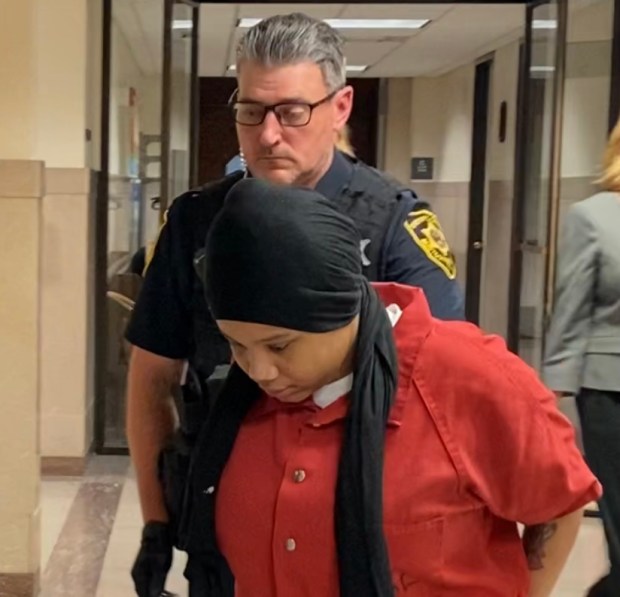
411, 157, 434, 180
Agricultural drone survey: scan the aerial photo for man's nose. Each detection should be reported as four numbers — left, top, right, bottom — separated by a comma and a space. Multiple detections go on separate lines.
258, 111, 283, 147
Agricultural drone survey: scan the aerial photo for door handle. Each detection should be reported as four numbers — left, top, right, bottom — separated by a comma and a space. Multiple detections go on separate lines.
472, 241, 484, 250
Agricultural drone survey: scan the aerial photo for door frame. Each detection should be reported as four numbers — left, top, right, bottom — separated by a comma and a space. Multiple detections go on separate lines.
506, 0, 568, 354
160, 0, 201, 217
465, 57, 493, 324
94, 0, 200, 454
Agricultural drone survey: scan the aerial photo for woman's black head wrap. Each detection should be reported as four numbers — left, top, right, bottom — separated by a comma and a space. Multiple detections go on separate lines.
204, 178, 363, 332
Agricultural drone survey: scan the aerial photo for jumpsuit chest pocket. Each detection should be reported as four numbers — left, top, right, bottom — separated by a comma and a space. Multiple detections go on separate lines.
385, 517, 444, 595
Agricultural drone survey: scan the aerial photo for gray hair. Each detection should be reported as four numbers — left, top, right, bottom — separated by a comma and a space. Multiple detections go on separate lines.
236, 13, 347, 92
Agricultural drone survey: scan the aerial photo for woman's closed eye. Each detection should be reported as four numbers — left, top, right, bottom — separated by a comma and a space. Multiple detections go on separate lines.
268, 343, 290, 354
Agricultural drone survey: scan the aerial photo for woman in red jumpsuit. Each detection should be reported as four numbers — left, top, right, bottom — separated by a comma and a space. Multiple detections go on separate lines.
182, 178, 601, 597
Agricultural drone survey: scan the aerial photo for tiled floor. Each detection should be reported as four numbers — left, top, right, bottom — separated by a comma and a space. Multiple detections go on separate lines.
40, 456, 607, 596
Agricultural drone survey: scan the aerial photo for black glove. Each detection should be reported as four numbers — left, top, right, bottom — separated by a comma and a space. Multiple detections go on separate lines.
132, 521, 173, 597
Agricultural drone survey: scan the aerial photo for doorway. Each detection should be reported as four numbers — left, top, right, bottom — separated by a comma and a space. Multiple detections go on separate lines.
507, 0, 566, 367
465, 58, 492, 324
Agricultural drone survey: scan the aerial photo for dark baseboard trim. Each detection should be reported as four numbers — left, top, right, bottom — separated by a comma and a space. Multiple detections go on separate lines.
0, 571, 39, 597
41, 456, 87, 477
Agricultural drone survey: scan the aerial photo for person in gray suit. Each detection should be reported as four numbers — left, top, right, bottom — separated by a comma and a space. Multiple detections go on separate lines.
543, 120, 620, 597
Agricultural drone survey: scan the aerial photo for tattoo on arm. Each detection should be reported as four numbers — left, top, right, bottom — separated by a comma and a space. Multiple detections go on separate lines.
523, 523, 558, 570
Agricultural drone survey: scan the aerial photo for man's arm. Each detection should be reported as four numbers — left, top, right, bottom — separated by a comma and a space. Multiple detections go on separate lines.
124, 196, 197, 523
523, 509, 584, 597
126, 346, 183, 523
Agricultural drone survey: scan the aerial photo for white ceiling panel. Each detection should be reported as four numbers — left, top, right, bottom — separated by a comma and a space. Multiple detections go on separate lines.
237, 4, 345, 19
337, 3, 453, 20
369, 4, 525, 77
343, 41, 401, 67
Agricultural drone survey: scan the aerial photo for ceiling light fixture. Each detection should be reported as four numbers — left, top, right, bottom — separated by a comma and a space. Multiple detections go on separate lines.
172, 19, 193, 30
238, 18, 429, 30
532, 19, 557, 29
227, 64, 368, 73
530, 65, 555, 73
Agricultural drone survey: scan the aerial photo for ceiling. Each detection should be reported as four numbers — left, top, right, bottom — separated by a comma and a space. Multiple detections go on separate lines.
198, 3, 527, 77
114, 2, 529, 78
114, 0, 610, 79
113, 0, 165, 76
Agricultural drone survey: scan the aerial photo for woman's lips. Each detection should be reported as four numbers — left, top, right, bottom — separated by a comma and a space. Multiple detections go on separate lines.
262, 385, 295, 399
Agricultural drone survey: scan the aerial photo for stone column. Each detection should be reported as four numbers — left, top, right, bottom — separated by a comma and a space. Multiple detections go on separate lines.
0, 160, 44, 596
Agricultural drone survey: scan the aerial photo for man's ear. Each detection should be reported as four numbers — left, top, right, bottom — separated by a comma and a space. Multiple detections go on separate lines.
333, 85, 354, 130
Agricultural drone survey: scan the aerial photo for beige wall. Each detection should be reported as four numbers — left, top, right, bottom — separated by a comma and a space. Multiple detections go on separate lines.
86, 0, 104, 171
34, 0, 89, 169
384, 79, 413, 185
0, 3, 38, 160
410, 64, 475, 183
383, 63, 477, 185
0, 0, 100, 167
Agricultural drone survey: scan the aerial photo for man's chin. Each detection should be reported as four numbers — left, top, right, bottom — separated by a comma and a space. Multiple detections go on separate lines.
251, 165, 299, 186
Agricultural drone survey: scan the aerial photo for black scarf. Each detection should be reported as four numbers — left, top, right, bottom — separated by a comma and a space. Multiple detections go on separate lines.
182, 178, 398, 596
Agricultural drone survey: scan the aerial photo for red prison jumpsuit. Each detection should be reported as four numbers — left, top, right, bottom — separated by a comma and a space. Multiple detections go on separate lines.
215, 283, 601, 596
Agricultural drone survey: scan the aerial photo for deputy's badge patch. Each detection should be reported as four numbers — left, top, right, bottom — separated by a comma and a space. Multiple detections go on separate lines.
404, 209, 457, 279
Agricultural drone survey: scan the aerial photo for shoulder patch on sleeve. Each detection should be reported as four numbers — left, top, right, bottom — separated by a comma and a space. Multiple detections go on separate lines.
404, 209, 457, 280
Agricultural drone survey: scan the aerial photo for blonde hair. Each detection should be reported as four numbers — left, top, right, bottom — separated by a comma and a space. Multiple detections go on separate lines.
335, 125, 355, 156
598, 117, 620, 192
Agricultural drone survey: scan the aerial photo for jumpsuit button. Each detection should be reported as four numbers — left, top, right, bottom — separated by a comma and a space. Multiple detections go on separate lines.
293, 469, 306, 483
285, 538, 297, 552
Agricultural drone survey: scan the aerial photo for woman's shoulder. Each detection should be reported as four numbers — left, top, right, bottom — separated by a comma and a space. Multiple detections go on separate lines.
411, 320, 548, 415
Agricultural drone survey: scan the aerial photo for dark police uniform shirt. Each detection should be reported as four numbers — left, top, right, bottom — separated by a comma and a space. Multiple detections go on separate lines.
126, 151, 464, 368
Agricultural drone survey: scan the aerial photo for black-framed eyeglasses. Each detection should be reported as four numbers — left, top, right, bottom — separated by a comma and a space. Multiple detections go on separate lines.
229, 89, 341, 127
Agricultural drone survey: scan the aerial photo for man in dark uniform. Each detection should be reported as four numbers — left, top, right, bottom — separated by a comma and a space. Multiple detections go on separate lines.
127, 12, 464, 596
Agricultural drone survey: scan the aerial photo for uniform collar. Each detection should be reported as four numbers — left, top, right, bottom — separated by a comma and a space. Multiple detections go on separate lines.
314, 150, 354, 198
245, 284, 434, 427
